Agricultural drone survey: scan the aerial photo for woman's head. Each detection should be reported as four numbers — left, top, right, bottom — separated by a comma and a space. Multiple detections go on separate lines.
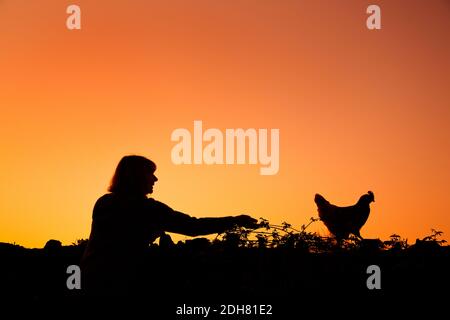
108, 155, 158, 196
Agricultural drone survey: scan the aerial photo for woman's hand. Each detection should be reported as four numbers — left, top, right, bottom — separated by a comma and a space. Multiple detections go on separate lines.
233, 215, 259, 229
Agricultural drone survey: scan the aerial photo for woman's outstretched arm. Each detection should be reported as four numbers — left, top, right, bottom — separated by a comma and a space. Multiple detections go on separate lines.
164, 210, 257, 237
148, 198, 257, 236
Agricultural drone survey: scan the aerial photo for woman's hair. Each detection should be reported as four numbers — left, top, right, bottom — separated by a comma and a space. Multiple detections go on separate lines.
108, 155, 156, 195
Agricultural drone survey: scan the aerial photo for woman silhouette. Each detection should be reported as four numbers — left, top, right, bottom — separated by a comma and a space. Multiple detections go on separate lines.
81, 155, 257, 295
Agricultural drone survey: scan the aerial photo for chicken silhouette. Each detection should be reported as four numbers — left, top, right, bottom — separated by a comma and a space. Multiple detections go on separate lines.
314, 191, 375, 240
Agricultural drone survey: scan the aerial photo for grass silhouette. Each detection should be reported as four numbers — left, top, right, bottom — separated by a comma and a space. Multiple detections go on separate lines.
0, 217, 448, 307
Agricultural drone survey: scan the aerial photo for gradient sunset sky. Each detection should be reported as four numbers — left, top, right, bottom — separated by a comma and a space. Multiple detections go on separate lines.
1, 0, 449, 248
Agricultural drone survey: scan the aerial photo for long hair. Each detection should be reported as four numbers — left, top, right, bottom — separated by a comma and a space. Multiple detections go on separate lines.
108, 155, 156, 195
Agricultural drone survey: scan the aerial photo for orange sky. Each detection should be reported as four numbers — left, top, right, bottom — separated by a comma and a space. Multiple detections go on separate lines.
1, 0, 449, 248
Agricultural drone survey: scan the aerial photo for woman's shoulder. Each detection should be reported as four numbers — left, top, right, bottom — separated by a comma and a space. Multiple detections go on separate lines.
96, 193, 115, 203
93, 193, 118, 209
145, 197, 174, 213
93, 194, 174, 213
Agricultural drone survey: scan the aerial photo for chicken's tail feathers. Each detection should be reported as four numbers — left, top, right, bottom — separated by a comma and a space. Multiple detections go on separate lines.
314, 194, 329, 207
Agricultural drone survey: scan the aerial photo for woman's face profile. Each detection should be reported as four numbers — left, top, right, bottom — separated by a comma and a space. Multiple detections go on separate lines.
147, 169, 158, 194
